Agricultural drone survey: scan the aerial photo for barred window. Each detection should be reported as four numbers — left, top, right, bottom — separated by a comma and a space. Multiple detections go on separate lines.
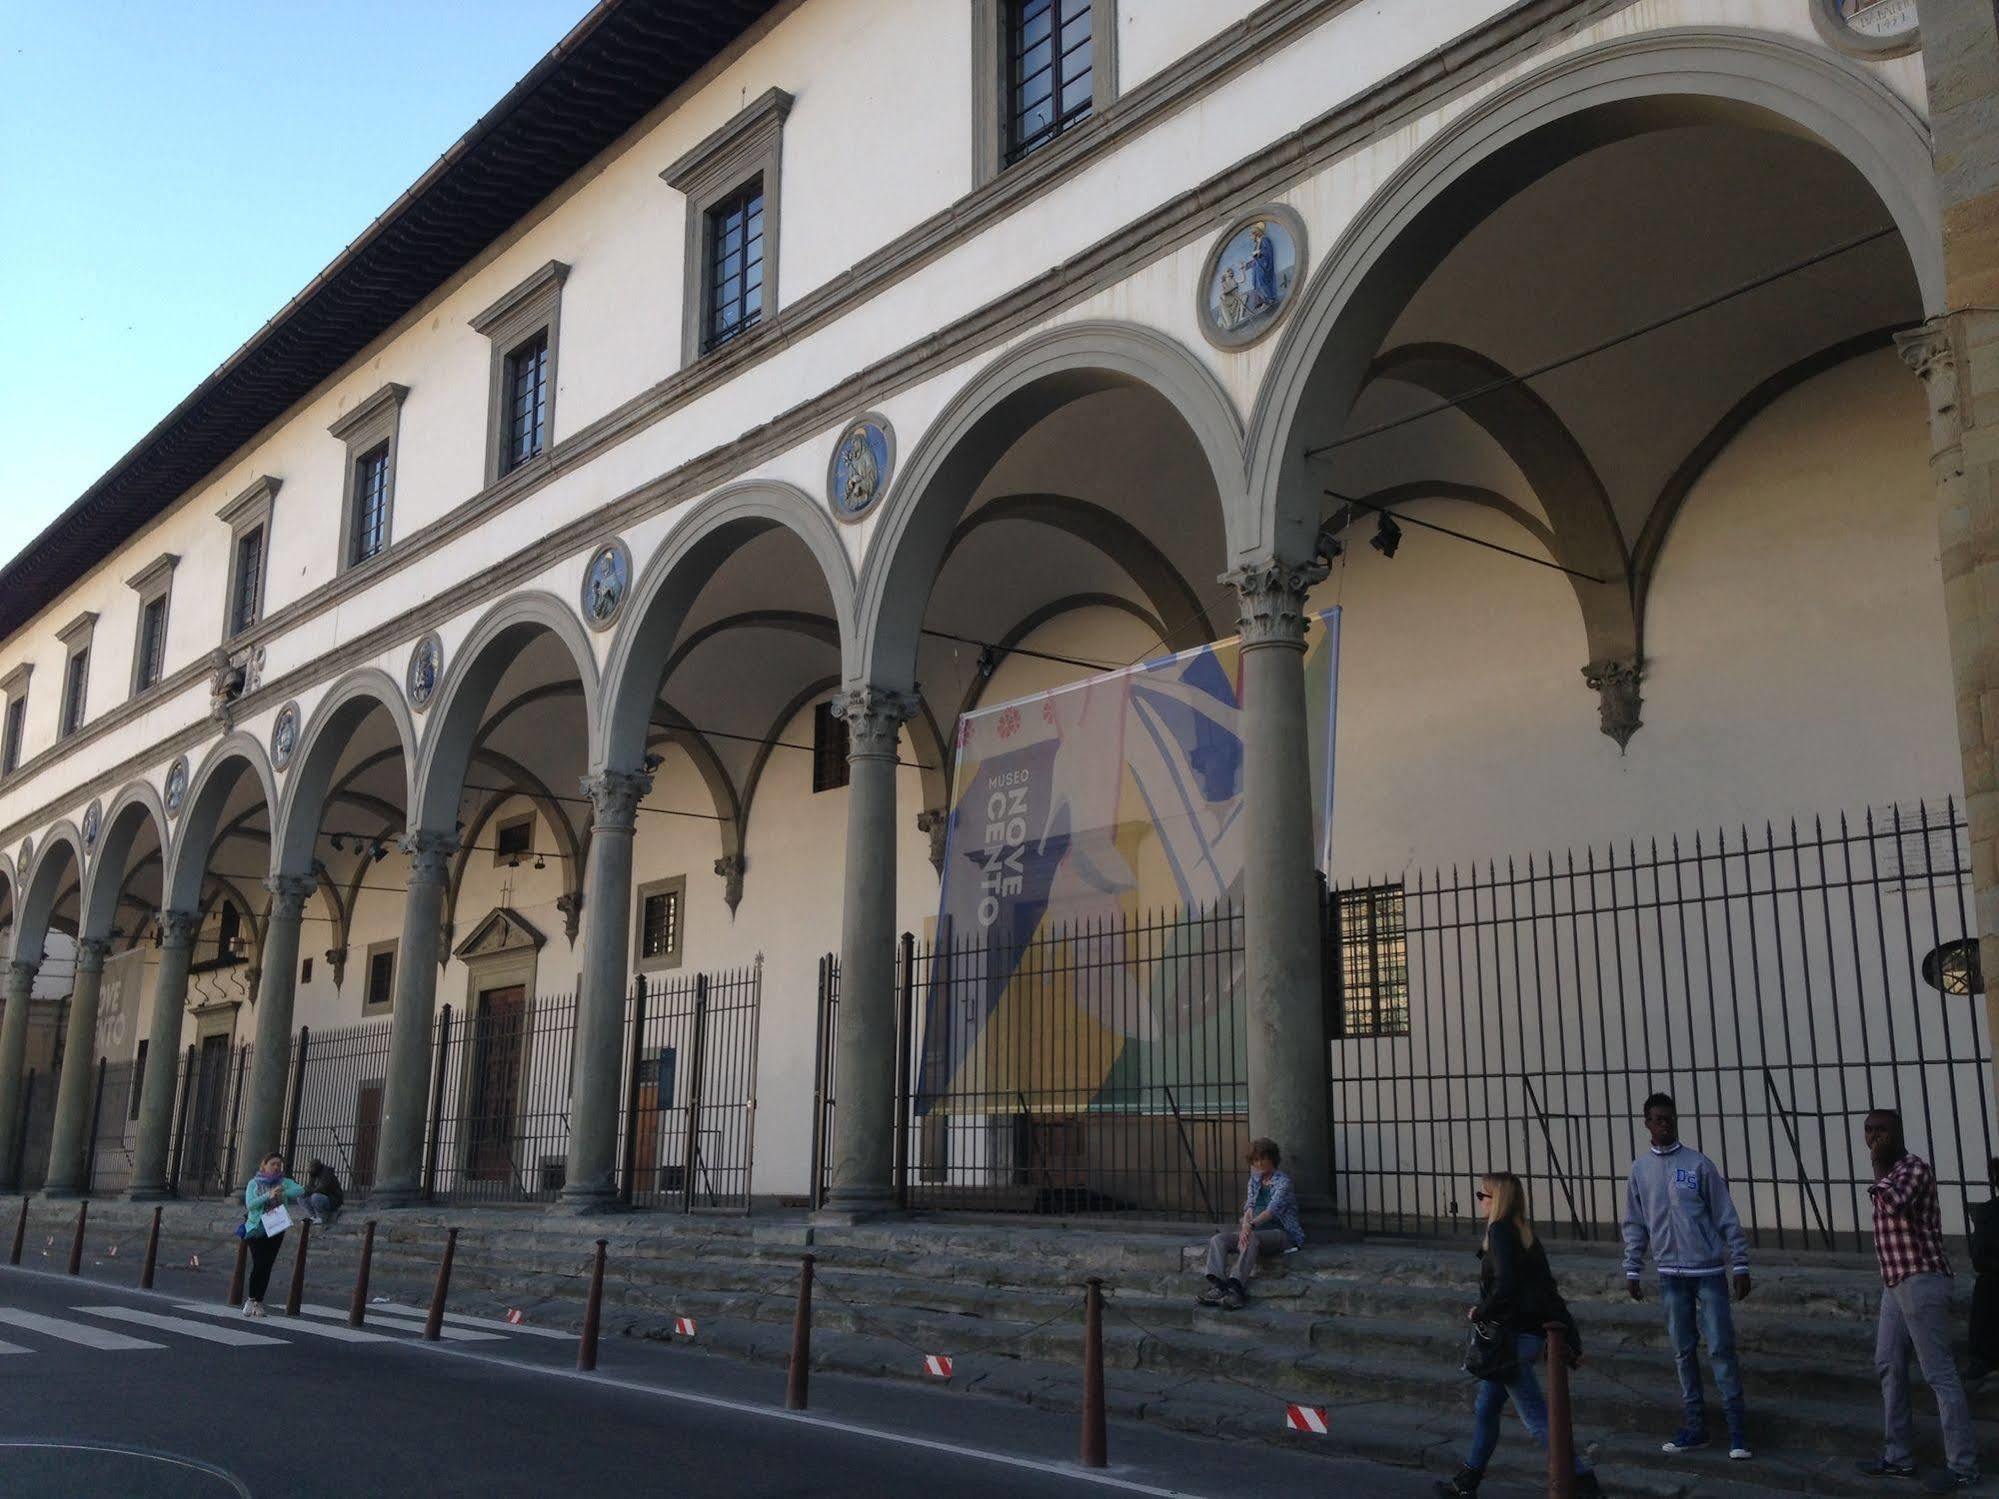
349, 443, 391, 565
366, 946, 397, 1012
1336, 883, 1409, 1038
136, 595, 168, 691
502, 329, 550, 473
1006, 0, 1093, 165
230, 525, 264, 637
703, 180, 764, 352
494, 815, 533, 864
2, 696, 24, 775
812, 700, 850, 793
640, 885, 682, 964
60, 648, 88, 738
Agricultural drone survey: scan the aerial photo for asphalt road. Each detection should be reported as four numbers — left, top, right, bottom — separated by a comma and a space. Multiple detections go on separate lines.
0, 1255, 1447, 1498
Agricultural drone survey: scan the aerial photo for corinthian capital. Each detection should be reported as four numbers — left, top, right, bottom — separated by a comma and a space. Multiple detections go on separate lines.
832, 686, 920, 760
265, 873, 316, 920
399, 829, 460, 885
1895, 317, 1962, 450
156, 909, 201, 951
581, 769, 653, 836
74, 938, 111, 975
1223, 556, 1330, 649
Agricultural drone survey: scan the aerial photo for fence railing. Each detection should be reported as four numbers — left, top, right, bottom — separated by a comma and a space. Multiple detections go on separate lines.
83, 1059, 140, 1197
167, 1042, 252, 1200
1330, 802, 1995, 1249
616, 964, 762, 1212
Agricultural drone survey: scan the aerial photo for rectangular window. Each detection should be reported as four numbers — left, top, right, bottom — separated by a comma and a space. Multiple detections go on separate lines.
348, 443, 391, 565
703, 180, 765, 352
366, 946, 397, 1013
1, 697, 23, 776
60, 648, 89, 737
231, 526, 264, 636
635, 876, 687, 973
1335, 883, 1410, 1039
812, 700, 850, 793
494, 815, 533, 864
501, 330, 549, 474
135, 595, 168, 691
1006, 0, 1093, 165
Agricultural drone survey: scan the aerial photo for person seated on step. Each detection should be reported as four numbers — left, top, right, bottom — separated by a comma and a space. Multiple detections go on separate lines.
302, 1158, 344, 1224
1197, 1137, 1303, 1310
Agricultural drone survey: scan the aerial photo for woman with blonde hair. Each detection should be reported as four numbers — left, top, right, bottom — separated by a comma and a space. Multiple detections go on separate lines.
1436, 1172, 1602, 1497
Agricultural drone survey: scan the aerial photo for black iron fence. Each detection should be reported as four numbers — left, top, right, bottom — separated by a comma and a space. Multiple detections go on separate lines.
616, 964, 762, 1212
428, 989, 580, 1204
1332, 802, 1995, 1249
83, 1059, 140, 1197
167, 1042, 252, 1199
279, 1020, 395, 1191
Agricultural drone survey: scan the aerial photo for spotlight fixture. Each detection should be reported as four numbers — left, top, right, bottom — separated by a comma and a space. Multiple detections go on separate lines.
533, 854, 546, 871
1370, 512, 1402, 560
328, 834, 345, 854
507, 854, 521, 870
643, 752, 666, 773
1310, 520, 1346, 568
370, 841, 389, 864
976, 645, 997, 681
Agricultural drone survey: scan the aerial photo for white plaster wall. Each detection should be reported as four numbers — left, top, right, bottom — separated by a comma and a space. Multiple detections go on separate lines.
1117, 0, 1266, 91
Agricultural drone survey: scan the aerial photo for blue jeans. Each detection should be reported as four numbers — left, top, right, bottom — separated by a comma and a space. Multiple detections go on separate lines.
1661, 1273, 1746, 1434
1466, 1333, 1590, 1475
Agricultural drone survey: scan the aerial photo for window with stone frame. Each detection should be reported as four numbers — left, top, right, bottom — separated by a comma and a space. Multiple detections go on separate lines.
470, 261, 566, 486
126, 551, 177, 697
0, 667, 29, 778
635, 875, 686, 974
363, 940, 398, 1017
217, 475, 279, 641
661, 88, 790, 368
501, 330, 550, 473
56, 612, 95, 740
812, 700, 850, 793
971, 0, 1115, 188
702, 180, 766, 352
493, 813, 534, 866
1334, 883, 1410, 1039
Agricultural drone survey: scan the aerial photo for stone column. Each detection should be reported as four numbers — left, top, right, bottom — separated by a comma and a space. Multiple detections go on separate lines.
372, 831, 457, 1206
823, 686, 918, 1219
560, 769, 651, 1212
42, 938, 111, 1196
1226, 557, 1335, 1220
0, 959, 35, 1191
241, 875, 313, 1165
129, 911, 198, 1198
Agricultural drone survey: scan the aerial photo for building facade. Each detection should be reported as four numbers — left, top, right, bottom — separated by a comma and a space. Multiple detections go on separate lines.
0, 0, 1994, 1236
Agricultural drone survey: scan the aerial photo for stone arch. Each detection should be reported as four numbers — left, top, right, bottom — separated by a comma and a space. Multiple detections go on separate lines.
855, 321, 1247, 692
15, 821, 85, 966
164, 733, 280, 918
599, 480, 857, 772
952, 593, 1172, 729
78, 780, 170, 941
0, 849, 16, 945
412, 589, 603, 833
274, 666, 418, 873
1247, 27, 1944, 567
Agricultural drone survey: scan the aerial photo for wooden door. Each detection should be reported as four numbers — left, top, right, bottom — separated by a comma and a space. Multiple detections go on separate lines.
186, 1035, 231, 1185
352, 1082, 384, 1191
466, 986, 525, 1182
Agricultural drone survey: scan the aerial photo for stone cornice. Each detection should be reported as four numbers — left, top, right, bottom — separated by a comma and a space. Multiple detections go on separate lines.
124, 552, 180, 596
0, 0, 1636, 848
326, 381, 412, 443
468, 259, 570, 338
54, 611, 98, 648
659, 85, 793, 200
215, 474, 281, 528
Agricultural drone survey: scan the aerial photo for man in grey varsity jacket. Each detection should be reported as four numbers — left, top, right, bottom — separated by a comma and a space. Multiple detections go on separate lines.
1622, 1092, 1753, 1461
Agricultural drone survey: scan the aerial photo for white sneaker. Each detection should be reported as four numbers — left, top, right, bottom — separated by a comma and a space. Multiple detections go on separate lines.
248, 1300, 265, 1318
1729, 1445, 1752, 1462
240, 1299, 256, 1317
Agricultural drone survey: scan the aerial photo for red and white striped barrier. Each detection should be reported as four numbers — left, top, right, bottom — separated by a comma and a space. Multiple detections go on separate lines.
506, 1308, 524, 1325
1284, 1405, 1329, 1435
923, 1354, 953, 1378
187, 1254, 202, 1270
673, 1316, 697, 1338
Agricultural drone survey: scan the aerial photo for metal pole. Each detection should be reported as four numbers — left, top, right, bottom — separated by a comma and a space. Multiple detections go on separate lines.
786, 1253, 814, 1410
424, 1227, 458, 1341
1081, 1277, 1107, 1468
809, 957, 829, 1213
8, 1196, 24, 1266
82, 1058, 107, 1197
893, 932, 914, 1210
139, 1205, 161, 1289
167, 1049, 194, 1193
681, 979, 708, 1213
284, 1219, 310, 1317
348, 1219, 376, 1327
282, 1028, 309, 1170
226, 1238, 247, 1307
619, 977, 647, 1207
1545, 1322, 1577, 1499
65, 1200, 87, 1276
578, 1238, 607, 1371
422, 1005, 451, 1201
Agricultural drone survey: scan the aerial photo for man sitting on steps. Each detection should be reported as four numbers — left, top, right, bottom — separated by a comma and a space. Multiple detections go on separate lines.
1197, 1138, 1304, 1311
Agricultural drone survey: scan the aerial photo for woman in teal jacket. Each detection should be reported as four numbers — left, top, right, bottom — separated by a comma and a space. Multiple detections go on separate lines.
240, 1153, 307, 1316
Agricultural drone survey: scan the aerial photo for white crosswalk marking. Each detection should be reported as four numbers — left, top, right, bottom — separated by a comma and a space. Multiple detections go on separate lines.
0, 1308, 163, 1350
0, 1340, 28, 1355
371, 1301, 572, 1340
77, 1306, 289, 1347
173, 1303, 393, 1343
296, 1303, 506, 1341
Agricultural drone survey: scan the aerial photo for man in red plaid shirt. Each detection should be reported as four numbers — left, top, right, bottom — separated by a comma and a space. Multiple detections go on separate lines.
1856, 1108, 1979, 1487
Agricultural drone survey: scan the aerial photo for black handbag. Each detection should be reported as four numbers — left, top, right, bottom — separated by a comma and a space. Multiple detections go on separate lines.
1462, 1318, 1519, 1380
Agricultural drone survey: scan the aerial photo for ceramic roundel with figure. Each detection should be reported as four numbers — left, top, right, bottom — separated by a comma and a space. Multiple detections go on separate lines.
581, 538, 632, 631
164, 756, 189, 818
270, 701, 300, 770
80, 800, 102, 852
828, 414, 894, 522
407, 633, 443, 711
1199, 206, 1305, 350
1810, 0, 1919, 58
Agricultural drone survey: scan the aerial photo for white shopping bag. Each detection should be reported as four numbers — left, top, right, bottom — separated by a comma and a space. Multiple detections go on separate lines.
259, 1204, 293, 1236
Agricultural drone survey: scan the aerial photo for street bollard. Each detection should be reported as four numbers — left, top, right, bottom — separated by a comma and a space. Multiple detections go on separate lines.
424, 1228, 459, 1341
1545, 1322, 1577, 1499
348, 1220, 377, 1328
9, 1197, 25, 1267
786, 1254, 814, 1410
65, 1201, 87, 1277
139, 1206, 161, 1289
284, 1220, 310, 1317
226, 1239, 248, 1307
1081, 1277, 1107, 1469
577, 1239, 607, 1372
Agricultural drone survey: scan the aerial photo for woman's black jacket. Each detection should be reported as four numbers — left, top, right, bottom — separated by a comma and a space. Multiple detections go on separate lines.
1474, 1220, 1582, 1358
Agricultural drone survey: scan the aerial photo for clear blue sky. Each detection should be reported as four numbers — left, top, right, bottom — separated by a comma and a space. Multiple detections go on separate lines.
0, 2, 587, 568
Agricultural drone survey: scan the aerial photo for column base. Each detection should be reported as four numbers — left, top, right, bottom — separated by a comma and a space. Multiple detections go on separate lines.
38, 1185, 84, 1201
369, 1182, 425, 1210
554, 1183, 625, 1216
126, 1183, 175, 1203
815, 1185, 900, 1224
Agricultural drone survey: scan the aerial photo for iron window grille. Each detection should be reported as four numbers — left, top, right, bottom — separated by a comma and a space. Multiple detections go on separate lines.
348, 443, 391, 565
641, 887, 682, 964
1005, 0, 1094, 165
1, 697, 24, 776
812, 701, 850, 793
703, 180, 765, 352
135, 595, 168, 691
495, 816, 533, 863
1335, 882, 1410, 1038
59, 649, 88, 738
230, 526, 264, 636
366, 947, 396, 1011
501, 329, 550, 473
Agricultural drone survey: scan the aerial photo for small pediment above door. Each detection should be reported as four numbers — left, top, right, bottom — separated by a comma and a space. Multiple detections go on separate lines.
452, 907, 546, 961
